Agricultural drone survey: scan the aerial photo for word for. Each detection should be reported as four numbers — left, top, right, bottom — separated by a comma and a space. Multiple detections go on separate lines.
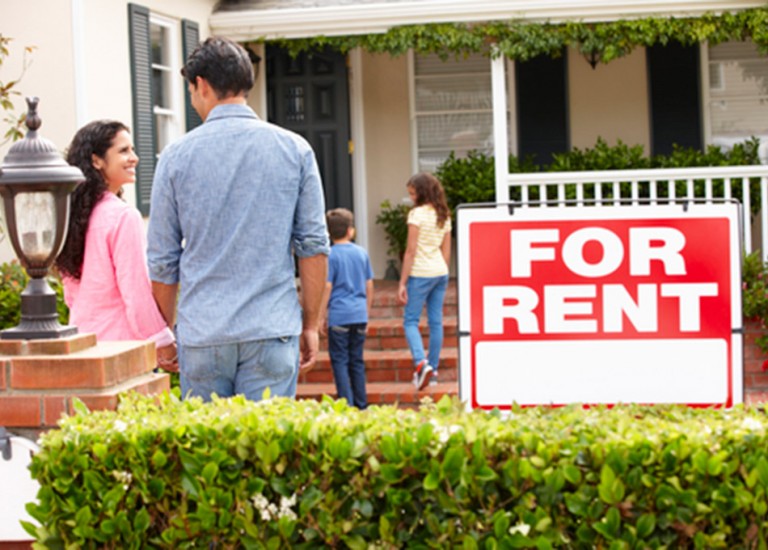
482, 227, 718, 334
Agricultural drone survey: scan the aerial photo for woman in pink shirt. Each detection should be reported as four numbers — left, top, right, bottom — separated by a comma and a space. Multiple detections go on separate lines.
55, 121, 177, 371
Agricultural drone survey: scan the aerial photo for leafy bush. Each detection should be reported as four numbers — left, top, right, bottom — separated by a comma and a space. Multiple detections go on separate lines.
375, 199, 410, 261
26, 393, 768, 548
0, 261, 68, 329
378, 139, 763, 263
743, 251, 768, 354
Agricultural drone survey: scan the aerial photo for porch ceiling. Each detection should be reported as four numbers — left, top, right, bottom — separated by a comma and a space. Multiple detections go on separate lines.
210, 0, 764, 41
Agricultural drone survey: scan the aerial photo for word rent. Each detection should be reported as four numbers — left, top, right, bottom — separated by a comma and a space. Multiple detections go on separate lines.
483, 227, 718, 334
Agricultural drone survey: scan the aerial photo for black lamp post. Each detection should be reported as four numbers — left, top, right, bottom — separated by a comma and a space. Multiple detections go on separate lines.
0, 97, 83, 340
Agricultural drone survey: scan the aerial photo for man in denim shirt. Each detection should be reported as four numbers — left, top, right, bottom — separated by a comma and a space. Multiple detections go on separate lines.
147, 37, 330, 402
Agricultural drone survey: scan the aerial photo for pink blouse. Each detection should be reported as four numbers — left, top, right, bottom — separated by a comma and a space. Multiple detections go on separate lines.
62, 193, 174, 347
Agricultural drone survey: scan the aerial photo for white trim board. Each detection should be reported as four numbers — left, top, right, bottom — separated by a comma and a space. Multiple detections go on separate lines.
211, 0, 764, 41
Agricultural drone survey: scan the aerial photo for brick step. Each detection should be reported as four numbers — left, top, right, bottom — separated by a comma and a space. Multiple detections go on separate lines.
320, 317, 458, 351
299, 348, 458, 384
296, 380, 459, 408
369, 304, 458, 319
368, 280, 457, 319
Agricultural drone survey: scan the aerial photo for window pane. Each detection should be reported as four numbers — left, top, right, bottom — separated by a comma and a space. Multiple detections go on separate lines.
413, 53, 495, 171
151, 24, 168, 65
708, 40, 768, 159
415, 75, 492, 112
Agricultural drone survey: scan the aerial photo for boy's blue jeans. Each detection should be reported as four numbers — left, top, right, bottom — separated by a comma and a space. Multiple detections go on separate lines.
327, 323, 368, 409
403, 275, 449, 371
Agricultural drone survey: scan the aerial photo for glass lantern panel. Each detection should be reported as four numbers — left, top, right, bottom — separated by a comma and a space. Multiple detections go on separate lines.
14, 191, 56, 263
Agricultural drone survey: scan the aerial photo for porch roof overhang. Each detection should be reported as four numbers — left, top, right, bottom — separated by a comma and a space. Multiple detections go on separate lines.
210, 0, 765, 41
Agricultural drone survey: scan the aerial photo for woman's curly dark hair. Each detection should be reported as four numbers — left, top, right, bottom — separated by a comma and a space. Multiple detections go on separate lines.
55, 120, 128, 279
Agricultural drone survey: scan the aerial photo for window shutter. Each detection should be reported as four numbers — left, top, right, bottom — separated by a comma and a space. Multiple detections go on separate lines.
647, 41, 702, 156
128, 3, 156, 216
182, 19, 203, 131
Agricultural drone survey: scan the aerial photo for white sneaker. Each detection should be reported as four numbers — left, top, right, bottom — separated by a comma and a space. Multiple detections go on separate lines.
429, 372, 438, 386
414, 360, 433, 390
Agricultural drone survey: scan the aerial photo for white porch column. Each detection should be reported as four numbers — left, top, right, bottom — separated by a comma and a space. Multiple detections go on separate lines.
491, 53, 509, 203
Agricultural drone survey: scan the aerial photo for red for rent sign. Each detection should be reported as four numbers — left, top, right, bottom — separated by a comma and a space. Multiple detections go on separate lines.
456, 204, 743, 410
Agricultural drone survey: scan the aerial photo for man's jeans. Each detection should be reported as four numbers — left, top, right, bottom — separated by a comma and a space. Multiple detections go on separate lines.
403, 275, 448, 371
327, 323, 368, 409
179, 336, 298, 402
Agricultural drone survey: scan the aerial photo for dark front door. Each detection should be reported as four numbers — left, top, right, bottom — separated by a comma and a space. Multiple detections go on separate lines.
266, 45, 353, 211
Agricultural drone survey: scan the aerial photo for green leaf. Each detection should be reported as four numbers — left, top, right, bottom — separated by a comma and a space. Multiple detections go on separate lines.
201, 462, 219, 484
598, 465, 625, 505
152, 449, 168, 468
133, 508, 151, 533
71, 398, 90, 416
563, 464, 582, 484
423, 471, 440, 491
636, 513, 656, 538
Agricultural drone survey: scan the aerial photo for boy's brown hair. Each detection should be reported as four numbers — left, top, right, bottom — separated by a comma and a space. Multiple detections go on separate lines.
327, 208, 354, 241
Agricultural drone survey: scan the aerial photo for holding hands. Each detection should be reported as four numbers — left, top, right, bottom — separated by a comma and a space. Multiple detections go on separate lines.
156, 342, 179, 373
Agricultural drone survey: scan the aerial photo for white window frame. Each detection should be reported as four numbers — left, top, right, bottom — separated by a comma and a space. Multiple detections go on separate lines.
408, 50, 514, 174
700, 39, 768, 163
150, 13, 183, 157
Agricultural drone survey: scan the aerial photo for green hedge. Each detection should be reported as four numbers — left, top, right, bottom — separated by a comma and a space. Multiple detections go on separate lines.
0, 261, 68, 330
25, 394, 768, 548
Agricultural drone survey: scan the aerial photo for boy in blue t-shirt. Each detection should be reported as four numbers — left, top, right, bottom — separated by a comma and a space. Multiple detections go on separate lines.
320, 208, 374, 409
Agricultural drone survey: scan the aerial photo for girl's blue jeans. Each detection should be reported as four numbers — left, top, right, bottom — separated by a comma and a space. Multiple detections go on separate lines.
403, 275, 449, 371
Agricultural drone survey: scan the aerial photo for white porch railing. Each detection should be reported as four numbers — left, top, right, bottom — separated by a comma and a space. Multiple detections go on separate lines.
501, 165, 768, 260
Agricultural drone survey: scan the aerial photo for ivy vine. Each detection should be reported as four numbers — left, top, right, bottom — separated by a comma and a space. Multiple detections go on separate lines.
266, 7, 768, 63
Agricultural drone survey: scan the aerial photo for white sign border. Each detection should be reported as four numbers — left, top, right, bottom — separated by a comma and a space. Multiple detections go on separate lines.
456, 202, 744, 410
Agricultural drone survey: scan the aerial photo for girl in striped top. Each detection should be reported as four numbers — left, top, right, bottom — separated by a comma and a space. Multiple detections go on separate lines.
397, 172, 452, 390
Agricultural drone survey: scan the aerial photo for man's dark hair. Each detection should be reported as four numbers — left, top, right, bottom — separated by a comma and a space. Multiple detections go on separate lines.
181, 37, 254, 98
327, 208, 354, 241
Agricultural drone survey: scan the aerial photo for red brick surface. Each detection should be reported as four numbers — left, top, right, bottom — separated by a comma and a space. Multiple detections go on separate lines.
0, 395, 41, 427
9, 341, 153, 390
42, 395, 69, 427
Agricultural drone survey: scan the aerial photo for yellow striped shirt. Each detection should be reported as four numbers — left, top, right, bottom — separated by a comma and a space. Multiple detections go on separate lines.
408, 205, 451, 277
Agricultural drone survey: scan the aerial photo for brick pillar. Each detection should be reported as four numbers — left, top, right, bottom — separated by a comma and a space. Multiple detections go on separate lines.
0, 333, 170, 439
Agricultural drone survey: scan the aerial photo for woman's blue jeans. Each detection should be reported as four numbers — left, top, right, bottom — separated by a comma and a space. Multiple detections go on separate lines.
403, 275, 448, 371
327, 323, 368, 409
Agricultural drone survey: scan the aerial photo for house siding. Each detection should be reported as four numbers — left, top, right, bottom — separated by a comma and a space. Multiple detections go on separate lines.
569, 46, 651, 151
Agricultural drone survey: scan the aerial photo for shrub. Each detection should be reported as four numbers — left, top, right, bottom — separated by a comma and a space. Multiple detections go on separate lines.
0, 261, 68, 330
375, 199, 410, 261
26, 393, 768, 548
379, 138, 763, 264
743, 251, 768, 354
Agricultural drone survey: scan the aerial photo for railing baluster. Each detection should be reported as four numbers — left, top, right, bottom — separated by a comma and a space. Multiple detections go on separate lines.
743, 176, 752, 252
762, 177, 768, 262
500, 167, 768, 250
